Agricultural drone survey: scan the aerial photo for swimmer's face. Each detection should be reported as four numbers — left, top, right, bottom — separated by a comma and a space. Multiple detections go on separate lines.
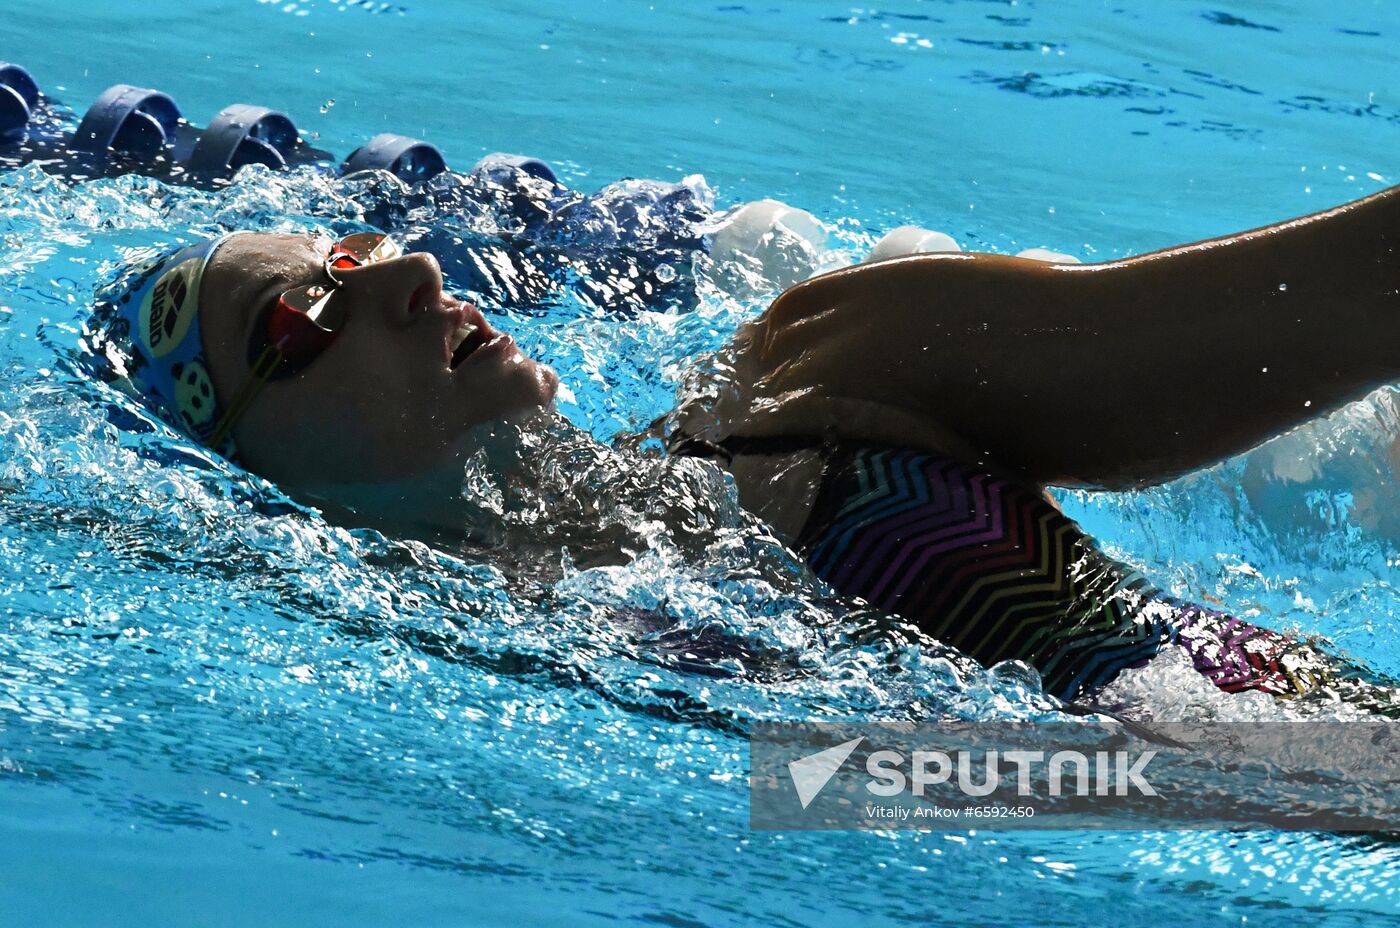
200, 233, 559, 485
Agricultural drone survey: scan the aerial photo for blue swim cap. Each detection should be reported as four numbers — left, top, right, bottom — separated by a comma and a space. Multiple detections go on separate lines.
91, 234, 240, 458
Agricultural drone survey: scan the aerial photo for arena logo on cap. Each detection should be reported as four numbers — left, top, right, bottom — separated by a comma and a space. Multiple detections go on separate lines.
140, 258, 205, 358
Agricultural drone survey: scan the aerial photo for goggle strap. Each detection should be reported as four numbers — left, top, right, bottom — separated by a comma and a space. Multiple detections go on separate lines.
207, 344, 284, 451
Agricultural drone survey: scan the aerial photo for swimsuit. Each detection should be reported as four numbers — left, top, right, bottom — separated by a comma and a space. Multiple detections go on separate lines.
670, 434, 1398, 714
794, 444, 1170, 701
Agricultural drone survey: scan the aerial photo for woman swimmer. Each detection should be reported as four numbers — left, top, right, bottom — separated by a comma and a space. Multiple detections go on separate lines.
87, 180, 1400, 716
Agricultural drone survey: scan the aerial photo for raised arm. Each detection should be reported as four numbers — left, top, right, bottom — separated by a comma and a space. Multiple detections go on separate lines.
707, 184, 1400, 489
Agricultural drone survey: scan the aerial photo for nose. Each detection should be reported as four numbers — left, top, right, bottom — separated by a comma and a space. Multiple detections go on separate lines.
335, 250, 443, 329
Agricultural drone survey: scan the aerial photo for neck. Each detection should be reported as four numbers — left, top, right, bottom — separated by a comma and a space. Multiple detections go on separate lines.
284, 413, 572, 545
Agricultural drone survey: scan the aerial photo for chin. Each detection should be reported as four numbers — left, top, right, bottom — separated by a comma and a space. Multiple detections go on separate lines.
452, 370, 562, 441
537, 363, 561, 402
506, 358, 560, 411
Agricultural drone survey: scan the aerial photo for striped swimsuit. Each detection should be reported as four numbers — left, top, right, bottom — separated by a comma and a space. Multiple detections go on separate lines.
674, 436, 1397, 712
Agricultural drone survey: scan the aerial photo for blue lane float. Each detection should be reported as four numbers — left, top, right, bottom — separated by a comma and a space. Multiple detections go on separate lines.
343, 133, 446, 181
71, 84, 182, 170
185, 104, 335, 181
0, 62, 39, 142
472, 152, 558, 186
0, 63, 518, 189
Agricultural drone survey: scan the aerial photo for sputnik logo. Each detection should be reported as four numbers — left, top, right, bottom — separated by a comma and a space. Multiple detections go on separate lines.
787, 737, 864, 809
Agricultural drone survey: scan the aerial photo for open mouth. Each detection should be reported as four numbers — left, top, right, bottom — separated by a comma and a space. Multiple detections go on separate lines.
447, 304, 493, 369
449, 322, 487, 368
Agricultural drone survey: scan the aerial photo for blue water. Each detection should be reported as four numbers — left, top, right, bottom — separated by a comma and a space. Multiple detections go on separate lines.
5, 1, 1400, 925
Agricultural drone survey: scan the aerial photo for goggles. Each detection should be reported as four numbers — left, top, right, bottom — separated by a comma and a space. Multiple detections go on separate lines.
207, 232, 404, 451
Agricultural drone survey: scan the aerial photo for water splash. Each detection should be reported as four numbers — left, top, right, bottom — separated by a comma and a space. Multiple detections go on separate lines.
2, 160, 1399, 923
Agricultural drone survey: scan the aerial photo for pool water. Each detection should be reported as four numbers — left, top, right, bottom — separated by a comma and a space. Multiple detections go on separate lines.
4, 1, 1400, 925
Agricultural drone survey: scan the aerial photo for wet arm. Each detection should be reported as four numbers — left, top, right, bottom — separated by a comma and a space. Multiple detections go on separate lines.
757, 185, 1400, 488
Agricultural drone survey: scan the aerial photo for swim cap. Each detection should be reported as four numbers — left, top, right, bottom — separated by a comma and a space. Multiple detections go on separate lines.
91, 235, 239, 458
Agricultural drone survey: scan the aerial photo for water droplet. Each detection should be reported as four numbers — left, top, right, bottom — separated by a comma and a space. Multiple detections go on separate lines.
1278, 282, 1287, 291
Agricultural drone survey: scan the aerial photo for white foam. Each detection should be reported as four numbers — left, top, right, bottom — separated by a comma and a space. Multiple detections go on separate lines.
707, 199, 828, 289
1091, 638, 1382, 724
865, 225, 962, 263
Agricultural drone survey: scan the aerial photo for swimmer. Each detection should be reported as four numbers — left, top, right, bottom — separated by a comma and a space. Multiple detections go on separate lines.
86, 180, 1400, 716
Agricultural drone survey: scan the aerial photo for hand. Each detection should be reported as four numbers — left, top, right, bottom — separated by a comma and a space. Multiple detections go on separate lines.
671, 253, 1011, 463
